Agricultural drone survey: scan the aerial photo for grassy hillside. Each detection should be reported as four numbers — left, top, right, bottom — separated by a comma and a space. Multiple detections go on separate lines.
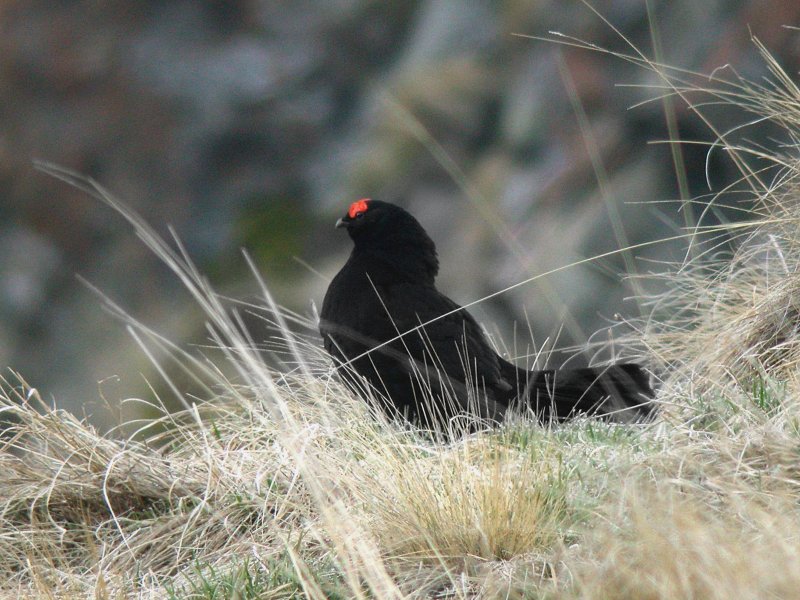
3, 43, 800, 599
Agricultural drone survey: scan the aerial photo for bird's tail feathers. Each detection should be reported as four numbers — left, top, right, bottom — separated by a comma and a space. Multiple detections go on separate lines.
503, 362, 655, 423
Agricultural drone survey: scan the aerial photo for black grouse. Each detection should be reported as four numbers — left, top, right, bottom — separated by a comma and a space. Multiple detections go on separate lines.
320, 199, 653, 428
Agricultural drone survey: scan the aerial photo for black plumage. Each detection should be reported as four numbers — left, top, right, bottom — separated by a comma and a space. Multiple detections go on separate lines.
320, 199, 653, 428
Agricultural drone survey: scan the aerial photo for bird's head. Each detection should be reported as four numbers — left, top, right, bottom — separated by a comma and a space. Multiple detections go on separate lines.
336, 198, 400, 234
335, 198, 439, 281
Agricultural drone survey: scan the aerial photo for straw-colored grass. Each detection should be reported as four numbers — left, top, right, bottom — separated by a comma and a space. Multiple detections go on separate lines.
4, 31, 800, 600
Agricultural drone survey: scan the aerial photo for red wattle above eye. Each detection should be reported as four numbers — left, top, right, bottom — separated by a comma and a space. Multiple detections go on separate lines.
348, 198, 370, 219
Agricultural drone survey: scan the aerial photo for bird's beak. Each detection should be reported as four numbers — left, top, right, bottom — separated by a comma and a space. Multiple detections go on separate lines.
335, 218, 347, 229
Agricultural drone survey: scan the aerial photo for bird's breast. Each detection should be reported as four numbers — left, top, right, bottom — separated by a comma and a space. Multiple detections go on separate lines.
321, 268, 395, 343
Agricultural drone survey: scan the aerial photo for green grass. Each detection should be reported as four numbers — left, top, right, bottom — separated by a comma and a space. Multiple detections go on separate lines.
164, 555, 348, 600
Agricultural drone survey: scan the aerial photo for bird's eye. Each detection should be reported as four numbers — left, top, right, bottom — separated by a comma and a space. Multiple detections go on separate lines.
354, 211, 364, 219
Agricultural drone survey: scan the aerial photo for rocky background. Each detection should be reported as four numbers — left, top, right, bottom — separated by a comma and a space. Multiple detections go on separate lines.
1, 0, 798, 424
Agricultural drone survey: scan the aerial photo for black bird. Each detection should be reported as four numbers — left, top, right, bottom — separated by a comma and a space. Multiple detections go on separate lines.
320, 199, 653, 429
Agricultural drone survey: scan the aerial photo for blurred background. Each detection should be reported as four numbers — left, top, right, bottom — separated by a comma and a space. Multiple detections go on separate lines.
1, 0, 798, 424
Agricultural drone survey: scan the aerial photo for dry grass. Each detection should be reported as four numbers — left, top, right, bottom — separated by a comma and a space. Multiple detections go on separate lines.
4, 30, 800, 600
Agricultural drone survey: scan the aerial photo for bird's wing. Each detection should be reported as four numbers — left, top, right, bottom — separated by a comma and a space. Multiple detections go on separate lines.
377, 283, 507, 394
